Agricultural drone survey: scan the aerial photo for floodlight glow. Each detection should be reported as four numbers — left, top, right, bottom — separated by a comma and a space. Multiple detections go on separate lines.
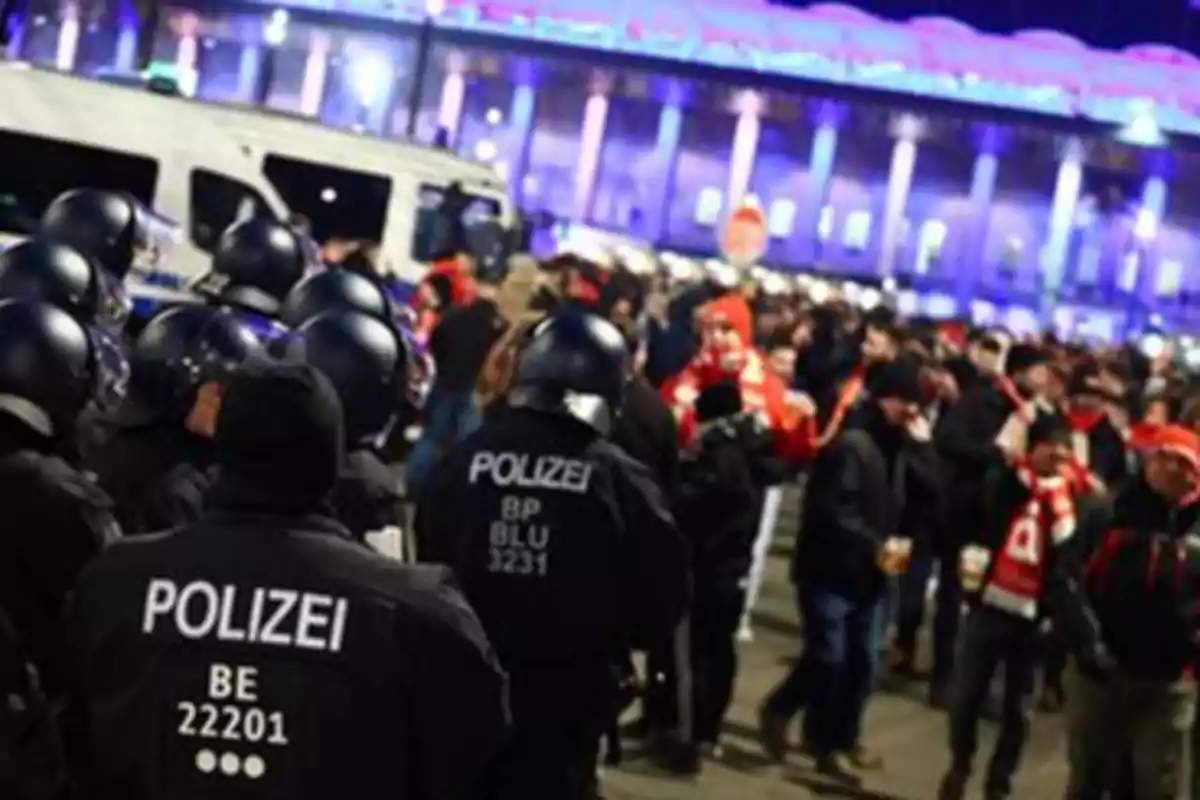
485, 107, 503, 125
858, 287, 882, 311
473, 138, 498, 161
1117, 102, 1166, 148
808, 282, 831, 305
263, 9, 289, 46
1134, 208, 1158, 241
320, 187, 337, 203
425, 0, 445, 16
1140, 332, 1166, 359
350, 52, 392, 106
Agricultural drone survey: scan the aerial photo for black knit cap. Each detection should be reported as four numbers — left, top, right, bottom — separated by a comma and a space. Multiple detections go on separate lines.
870, 358, 923, 404
1028, 408, 1072, 449
1005, 343, 1047, 377
215, 360, 344, 503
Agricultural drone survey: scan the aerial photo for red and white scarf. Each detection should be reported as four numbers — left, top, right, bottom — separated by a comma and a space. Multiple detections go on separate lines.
982, 461, 1076, 620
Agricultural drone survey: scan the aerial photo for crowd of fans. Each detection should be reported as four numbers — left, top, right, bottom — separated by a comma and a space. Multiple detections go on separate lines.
410, 240, 1200, 799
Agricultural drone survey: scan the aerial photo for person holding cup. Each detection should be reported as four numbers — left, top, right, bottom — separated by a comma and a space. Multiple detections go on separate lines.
937, 409, 1076, 800
759, 357, 941, 782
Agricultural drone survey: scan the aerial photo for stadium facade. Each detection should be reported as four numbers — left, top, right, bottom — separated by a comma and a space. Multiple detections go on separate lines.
10, 0, 1200, 335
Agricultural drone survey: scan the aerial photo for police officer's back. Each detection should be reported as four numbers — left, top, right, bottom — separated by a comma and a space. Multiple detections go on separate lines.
0, 299, 118, 697
285, 310, 412, 555
86, 305, 267, 534
415, 309, 687, 799
67, 361, 508, 800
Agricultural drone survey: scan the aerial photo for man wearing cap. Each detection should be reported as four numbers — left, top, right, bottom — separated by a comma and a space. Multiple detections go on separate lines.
760, 357, 942, 780
1062, 424, 1200, 800
938, 409, 1077, 800
930, 342, 1051, 706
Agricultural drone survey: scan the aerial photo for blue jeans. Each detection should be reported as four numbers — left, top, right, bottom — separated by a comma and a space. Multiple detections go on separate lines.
407, 389, 481, 491
798, 586, 885, 755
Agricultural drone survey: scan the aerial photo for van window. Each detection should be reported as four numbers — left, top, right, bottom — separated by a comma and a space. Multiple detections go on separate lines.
188, 169, 273, 252
413, 183, 503, 262
262, 154, 391, 246
0, 130, 158, 236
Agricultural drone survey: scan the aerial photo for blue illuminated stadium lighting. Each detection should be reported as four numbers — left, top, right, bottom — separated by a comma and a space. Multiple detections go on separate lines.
350, 51, 392, 105
245, 0, 1200, 136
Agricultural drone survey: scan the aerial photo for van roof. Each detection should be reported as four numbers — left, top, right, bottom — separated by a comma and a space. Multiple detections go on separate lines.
0, 62, 506, 190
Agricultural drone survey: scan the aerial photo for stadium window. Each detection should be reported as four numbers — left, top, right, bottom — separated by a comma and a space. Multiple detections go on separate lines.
262, 154, 392, 246
188, 170, 272, 252
0, 130, 158, 236
914, 219, 947, 274
843, 210, 871, 253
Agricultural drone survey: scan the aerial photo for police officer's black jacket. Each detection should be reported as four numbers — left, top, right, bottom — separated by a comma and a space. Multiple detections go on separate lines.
612, 375, 678, 495
65, 482, 509, 800
86, 425, 213, 535
333, 448, 405, 544
0, 434, 117, 698
794, 408, 942, 598
414, 406, 688, 660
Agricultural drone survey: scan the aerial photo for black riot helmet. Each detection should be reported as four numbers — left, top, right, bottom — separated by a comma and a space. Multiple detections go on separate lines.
0, 299, 97, 438
195, 218, 309, 318
40, 188, 143, 281
510, 308, 629, 437
0, 237, 102, 323
285, 310, 408, 446
279, 269, 393, 330
117, 305, 267, 427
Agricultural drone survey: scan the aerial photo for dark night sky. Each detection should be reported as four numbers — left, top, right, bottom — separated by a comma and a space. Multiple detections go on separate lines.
769, 0, 1200, 53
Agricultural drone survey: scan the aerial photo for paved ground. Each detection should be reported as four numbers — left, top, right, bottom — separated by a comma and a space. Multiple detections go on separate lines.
603, 506, 1069, 800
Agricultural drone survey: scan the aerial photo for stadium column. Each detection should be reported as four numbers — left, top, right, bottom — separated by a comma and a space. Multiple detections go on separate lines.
645, 79, 687, 244
236, 45, 261, 103
175, 12, 199, 72
507, 60, 539, 208
1039, 136, 1085, 324
435, 51, 467, 148
799, 101, 843, 262
1128, 150, 1171, 331
299, 32, 331, 117
725, 89, 763, 211
572, 71, 611, 222
114, 22, 138, 71
877, 115, 921, 278
956, 124, 1007, 314
53, 0, 80, 72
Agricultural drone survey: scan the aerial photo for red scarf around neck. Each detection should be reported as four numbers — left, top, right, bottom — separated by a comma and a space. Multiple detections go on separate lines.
982, 460, 1076, 620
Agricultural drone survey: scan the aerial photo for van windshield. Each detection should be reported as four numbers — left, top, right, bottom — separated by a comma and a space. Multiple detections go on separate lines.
261, 154, 392, 248
412, 183, 503, 262
0, 130, 159, 236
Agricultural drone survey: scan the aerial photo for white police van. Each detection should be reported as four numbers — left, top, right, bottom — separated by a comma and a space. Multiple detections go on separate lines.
0, 61, 516, 291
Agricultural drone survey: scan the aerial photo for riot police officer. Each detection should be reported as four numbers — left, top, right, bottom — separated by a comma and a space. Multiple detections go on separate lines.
40, 188, 143, 282
68, 360, 508, 800
0, 299, 118, 698
285, 310, 412, 557
0, 237, 132, 456
282, 269, 431, 464
86, 304, 268, 534
0, 237, 104, 323
193, 217, 309, 326
279, 268, 394, 330
415, 308, 688, 800
40, 188, 149, 334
